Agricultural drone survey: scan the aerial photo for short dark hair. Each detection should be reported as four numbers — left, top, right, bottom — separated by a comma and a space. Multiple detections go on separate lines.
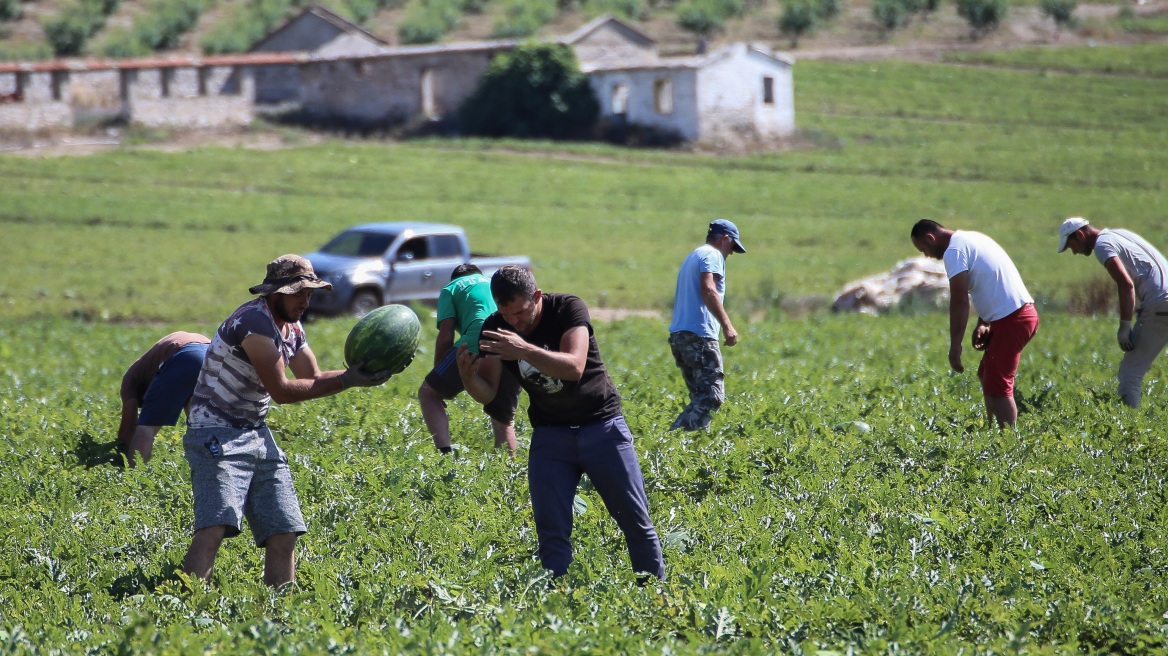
450, 263, 482, 281
910, 219, 946, 240
491, 265, 537, 305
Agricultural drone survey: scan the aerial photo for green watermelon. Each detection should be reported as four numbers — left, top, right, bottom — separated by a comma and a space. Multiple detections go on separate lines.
344, 304, 421, 374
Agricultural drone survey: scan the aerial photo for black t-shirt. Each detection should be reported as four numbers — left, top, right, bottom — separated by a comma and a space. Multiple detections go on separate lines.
481, 293, 622, 427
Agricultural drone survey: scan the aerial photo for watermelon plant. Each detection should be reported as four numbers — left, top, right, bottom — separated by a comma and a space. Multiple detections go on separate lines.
3, 313, 1168, 652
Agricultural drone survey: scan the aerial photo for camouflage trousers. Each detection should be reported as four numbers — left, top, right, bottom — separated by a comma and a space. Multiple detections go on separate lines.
668, 331, 725, 431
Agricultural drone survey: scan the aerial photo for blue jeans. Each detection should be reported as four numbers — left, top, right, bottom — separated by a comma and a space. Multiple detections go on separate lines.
528, 415, 665, 580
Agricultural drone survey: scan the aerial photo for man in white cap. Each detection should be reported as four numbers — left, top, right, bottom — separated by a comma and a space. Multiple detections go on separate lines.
1058, 218, 1168, 408
181, 255, 391, 588
668, 219, 746, 431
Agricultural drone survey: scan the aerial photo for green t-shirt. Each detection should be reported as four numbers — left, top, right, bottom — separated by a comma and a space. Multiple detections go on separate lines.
436, 273, 497, 354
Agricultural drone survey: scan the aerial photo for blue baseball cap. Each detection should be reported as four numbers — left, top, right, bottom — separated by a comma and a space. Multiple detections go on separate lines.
708, 219, 746, 253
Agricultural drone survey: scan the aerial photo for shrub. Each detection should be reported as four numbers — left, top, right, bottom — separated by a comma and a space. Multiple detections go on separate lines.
815, 0, 841, 21
676, 0, 725, 35
97, 26, 151, 56
43, 9, 95, 56
397, 0, 461, 44
345, 0, 381, 22
42, 0, 122, 56
458, 43, 599, 139
133, 0, 207, 51
1, 0, 21, 22
778, 0, 816, 47
201, 0, 292, 54
587, 0, 648, 20
711, 0, 746, 17
491, 0, 554, 37
1039, 0, 1076, 34
872, 0, 909, 31
956, 0, 1007, 37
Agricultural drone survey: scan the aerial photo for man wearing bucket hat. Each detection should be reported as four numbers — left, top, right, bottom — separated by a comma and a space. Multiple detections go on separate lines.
180, 255, 391, 588
668, 219, 746, 431
1058, 218, 1168, 408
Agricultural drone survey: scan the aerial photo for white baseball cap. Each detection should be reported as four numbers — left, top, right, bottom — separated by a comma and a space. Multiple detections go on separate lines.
1057, 217, 1090, 253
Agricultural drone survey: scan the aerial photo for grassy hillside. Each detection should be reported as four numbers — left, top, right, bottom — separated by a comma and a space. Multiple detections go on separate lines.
1, 0, 1167, 60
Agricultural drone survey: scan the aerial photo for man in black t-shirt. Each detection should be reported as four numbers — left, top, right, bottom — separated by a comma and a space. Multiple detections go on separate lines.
457, 265, 664, 581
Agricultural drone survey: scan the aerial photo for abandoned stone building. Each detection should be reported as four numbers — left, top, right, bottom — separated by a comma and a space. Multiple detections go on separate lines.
246, 4, 387, 104
0, 53, 299, 132
298, 39, 517, 127
0, 12, 795, 144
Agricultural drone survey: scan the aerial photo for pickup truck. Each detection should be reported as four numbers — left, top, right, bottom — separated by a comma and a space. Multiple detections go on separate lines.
302, 222, 532, 317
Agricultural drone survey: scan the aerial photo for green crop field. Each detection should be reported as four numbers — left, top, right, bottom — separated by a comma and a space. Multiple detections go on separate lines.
3, 46, 1168, 652
4, 314, 1168, 652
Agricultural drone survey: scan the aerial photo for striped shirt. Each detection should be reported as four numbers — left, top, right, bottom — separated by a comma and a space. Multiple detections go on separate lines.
188, 298, 307, 429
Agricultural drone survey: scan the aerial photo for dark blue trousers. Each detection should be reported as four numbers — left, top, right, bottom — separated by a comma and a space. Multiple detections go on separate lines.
528, 415, 665, 579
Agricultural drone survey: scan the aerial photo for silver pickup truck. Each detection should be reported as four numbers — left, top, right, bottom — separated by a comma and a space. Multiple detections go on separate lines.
303, 222, 532, 317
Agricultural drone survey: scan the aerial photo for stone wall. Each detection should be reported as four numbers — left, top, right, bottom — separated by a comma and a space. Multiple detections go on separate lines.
0, 71, 73, 131
127, 66, 254, 128
300, 49, 502, 127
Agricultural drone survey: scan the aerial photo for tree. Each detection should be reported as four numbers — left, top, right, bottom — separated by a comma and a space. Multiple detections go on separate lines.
778, 0, 817, 47
815, 0, 841, 21
956, 0, 1007, 37
872, 0, 909, 33
676, 0, 725, 37
1039, 0, 1076, 39
0, 0, 21, 21
458, 43, 600, 139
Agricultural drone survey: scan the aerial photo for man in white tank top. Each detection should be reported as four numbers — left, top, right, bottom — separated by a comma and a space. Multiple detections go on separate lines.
1059, 217, 1168, 408
912, 220, 1039, 428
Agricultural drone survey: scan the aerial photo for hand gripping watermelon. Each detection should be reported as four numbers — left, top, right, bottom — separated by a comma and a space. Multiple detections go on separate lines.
344, 304, 421, 375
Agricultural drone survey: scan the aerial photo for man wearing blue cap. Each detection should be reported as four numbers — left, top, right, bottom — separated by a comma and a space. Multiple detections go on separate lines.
668, 219, 746, 431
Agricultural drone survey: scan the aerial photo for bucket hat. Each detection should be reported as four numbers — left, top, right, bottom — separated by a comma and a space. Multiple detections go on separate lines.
249, 254, 332, 295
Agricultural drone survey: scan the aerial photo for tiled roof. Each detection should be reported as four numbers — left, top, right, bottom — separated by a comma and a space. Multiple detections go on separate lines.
0, 52, 305, 74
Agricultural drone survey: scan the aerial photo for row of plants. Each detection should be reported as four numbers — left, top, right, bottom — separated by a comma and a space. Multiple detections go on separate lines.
3, 305, 1168, 652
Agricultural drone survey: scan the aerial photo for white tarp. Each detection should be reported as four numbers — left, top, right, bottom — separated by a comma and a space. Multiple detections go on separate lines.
832, 257, 950, 314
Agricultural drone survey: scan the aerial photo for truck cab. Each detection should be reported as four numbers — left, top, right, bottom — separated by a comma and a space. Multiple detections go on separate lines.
303, 222, 530, 317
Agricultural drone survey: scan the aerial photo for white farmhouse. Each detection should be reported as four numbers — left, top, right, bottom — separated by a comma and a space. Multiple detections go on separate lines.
569, 16, 795, 145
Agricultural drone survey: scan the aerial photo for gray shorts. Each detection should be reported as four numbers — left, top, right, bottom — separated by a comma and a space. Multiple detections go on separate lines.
183, 425, 307, 547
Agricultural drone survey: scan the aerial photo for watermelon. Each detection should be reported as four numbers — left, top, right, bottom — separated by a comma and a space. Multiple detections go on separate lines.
344, 304, 421, 374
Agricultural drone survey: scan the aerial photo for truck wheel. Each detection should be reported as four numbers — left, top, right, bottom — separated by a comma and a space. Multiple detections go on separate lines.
349, 291, 381, 318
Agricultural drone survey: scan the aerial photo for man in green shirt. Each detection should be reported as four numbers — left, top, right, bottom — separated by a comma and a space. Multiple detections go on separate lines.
419, 264, 521, 454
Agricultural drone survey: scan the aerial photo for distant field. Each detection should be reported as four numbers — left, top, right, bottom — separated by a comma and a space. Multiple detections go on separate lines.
943, 42, 1168, 76
2, 51, 1166, 322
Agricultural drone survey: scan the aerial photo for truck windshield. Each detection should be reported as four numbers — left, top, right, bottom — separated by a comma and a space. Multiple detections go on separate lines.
319, 230, 397, 257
